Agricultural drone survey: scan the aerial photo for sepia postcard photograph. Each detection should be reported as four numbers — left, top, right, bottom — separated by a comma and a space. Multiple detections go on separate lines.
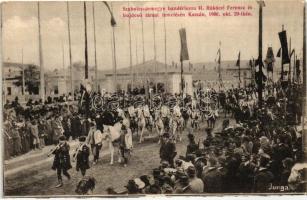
1, 0, 307, 197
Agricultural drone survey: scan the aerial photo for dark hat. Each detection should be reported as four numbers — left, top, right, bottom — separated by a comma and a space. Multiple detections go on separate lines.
187, 133, 194, 140
153, 168, 161, 177
59, 135, 67, 141
79, 136, 86, 142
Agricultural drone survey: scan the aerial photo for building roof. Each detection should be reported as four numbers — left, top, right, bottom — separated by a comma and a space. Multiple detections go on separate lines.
104, 60, 193, 75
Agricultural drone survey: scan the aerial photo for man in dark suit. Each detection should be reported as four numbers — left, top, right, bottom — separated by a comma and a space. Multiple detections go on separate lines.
201, 157, 223, 193
253, 153, 274, 193
159, 133, 176, 168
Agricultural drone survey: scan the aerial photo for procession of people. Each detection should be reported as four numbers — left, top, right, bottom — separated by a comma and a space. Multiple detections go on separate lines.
3, 76, 305, 194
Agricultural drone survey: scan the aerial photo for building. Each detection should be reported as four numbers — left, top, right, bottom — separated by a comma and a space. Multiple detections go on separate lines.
101, 60, 193, 95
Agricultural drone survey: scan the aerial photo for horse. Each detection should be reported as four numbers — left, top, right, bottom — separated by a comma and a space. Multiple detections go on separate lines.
135, 107, 153, 143
100, 122, 122, 165
190, 109, 200, 130
96, 110, 123, 165
170, 105, 184, 142
205, 109, 218, 128
170, 114, 185, 143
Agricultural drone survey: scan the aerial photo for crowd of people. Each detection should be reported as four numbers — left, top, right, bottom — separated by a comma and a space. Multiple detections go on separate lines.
105, 82, 306, 194
3, 92, 88, 160
3, 81, 306, 194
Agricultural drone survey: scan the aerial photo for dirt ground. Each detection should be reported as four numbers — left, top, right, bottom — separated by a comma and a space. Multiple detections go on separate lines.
4, 118, 228, 196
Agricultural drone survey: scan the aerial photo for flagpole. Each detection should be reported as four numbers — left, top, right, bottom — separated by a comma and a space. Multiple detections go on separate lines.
84, 2, 88, 80
61, 41, 66, 96
293, 54, 296, 83
66, 1, 73, 98
289, 37, 291, 83
1, 4, 5, 104
257, 0, 265, 108
218, 41, 222, 83
302, 1, 306, 170
22, 48, 25, 96
128, 2, 133, 89
111, 8, 117, 92
153, 14, 157, 93
38, 2, 45, 102
238, 51, 241, 88
135, 36, 139, 85
92, 2, 98, 91
163, 10, 167, 91
281, 25, 284, 81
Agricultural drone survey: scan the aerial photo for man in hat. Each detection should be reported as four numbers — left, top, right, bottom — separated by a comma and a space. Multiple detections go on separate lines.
87, 121, 102, 164
73, 136, 90, 177
174, 173, 190, 194
253, 153, 274, 193
201, 157, 223, 193
186, 165, 204, 193
160, 133, 177, 168
119, 125, 133, 167
186, 133, 199, 157
49, 135, 72, 188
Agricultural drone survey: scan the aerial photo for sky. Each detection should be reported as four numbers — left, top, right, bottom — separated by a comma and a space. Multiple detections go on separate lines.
1, 0, 304, 72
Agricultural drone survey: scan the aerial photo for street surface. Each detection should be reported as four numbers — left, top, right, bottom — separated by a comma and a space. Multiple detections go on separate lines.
4, 117, 233, 196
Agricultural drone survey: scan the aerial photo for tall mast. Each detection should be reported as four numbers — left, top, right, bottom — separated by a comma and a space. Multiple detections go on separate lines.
289, 37, 291, 82
153, 14, 157, 92
218, 41, 222, 82
135, 36, 139, 84
257, 0, 265, 108
111, 3, 117, 91
22, 48, 25, 95
302, 1, 306, 166
38, 2, 45, 102
128, 2, 133, 89
66, 1, 73, 97
62, 41, 65, 87
1, 4, 5, 104
141, 11, 145, 64
163, 10, 167, 92
92, 2, 98, 91
281, 25, 284, 81
84, 2, 88, 80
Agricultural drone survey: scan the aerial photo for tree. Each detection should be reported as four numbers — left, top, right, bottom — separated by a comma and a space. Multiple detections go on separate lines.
24, 64, 40, 95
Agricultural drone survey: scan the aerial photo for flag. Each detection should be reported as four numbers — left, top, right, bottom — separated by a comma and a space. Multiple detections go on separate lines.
103, 1, 116, 27
278, 30, 290, 64
236, 51, 240, 67
264, 47, 275, 72
276, 48, 281, 57
179, 28, 189, 61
